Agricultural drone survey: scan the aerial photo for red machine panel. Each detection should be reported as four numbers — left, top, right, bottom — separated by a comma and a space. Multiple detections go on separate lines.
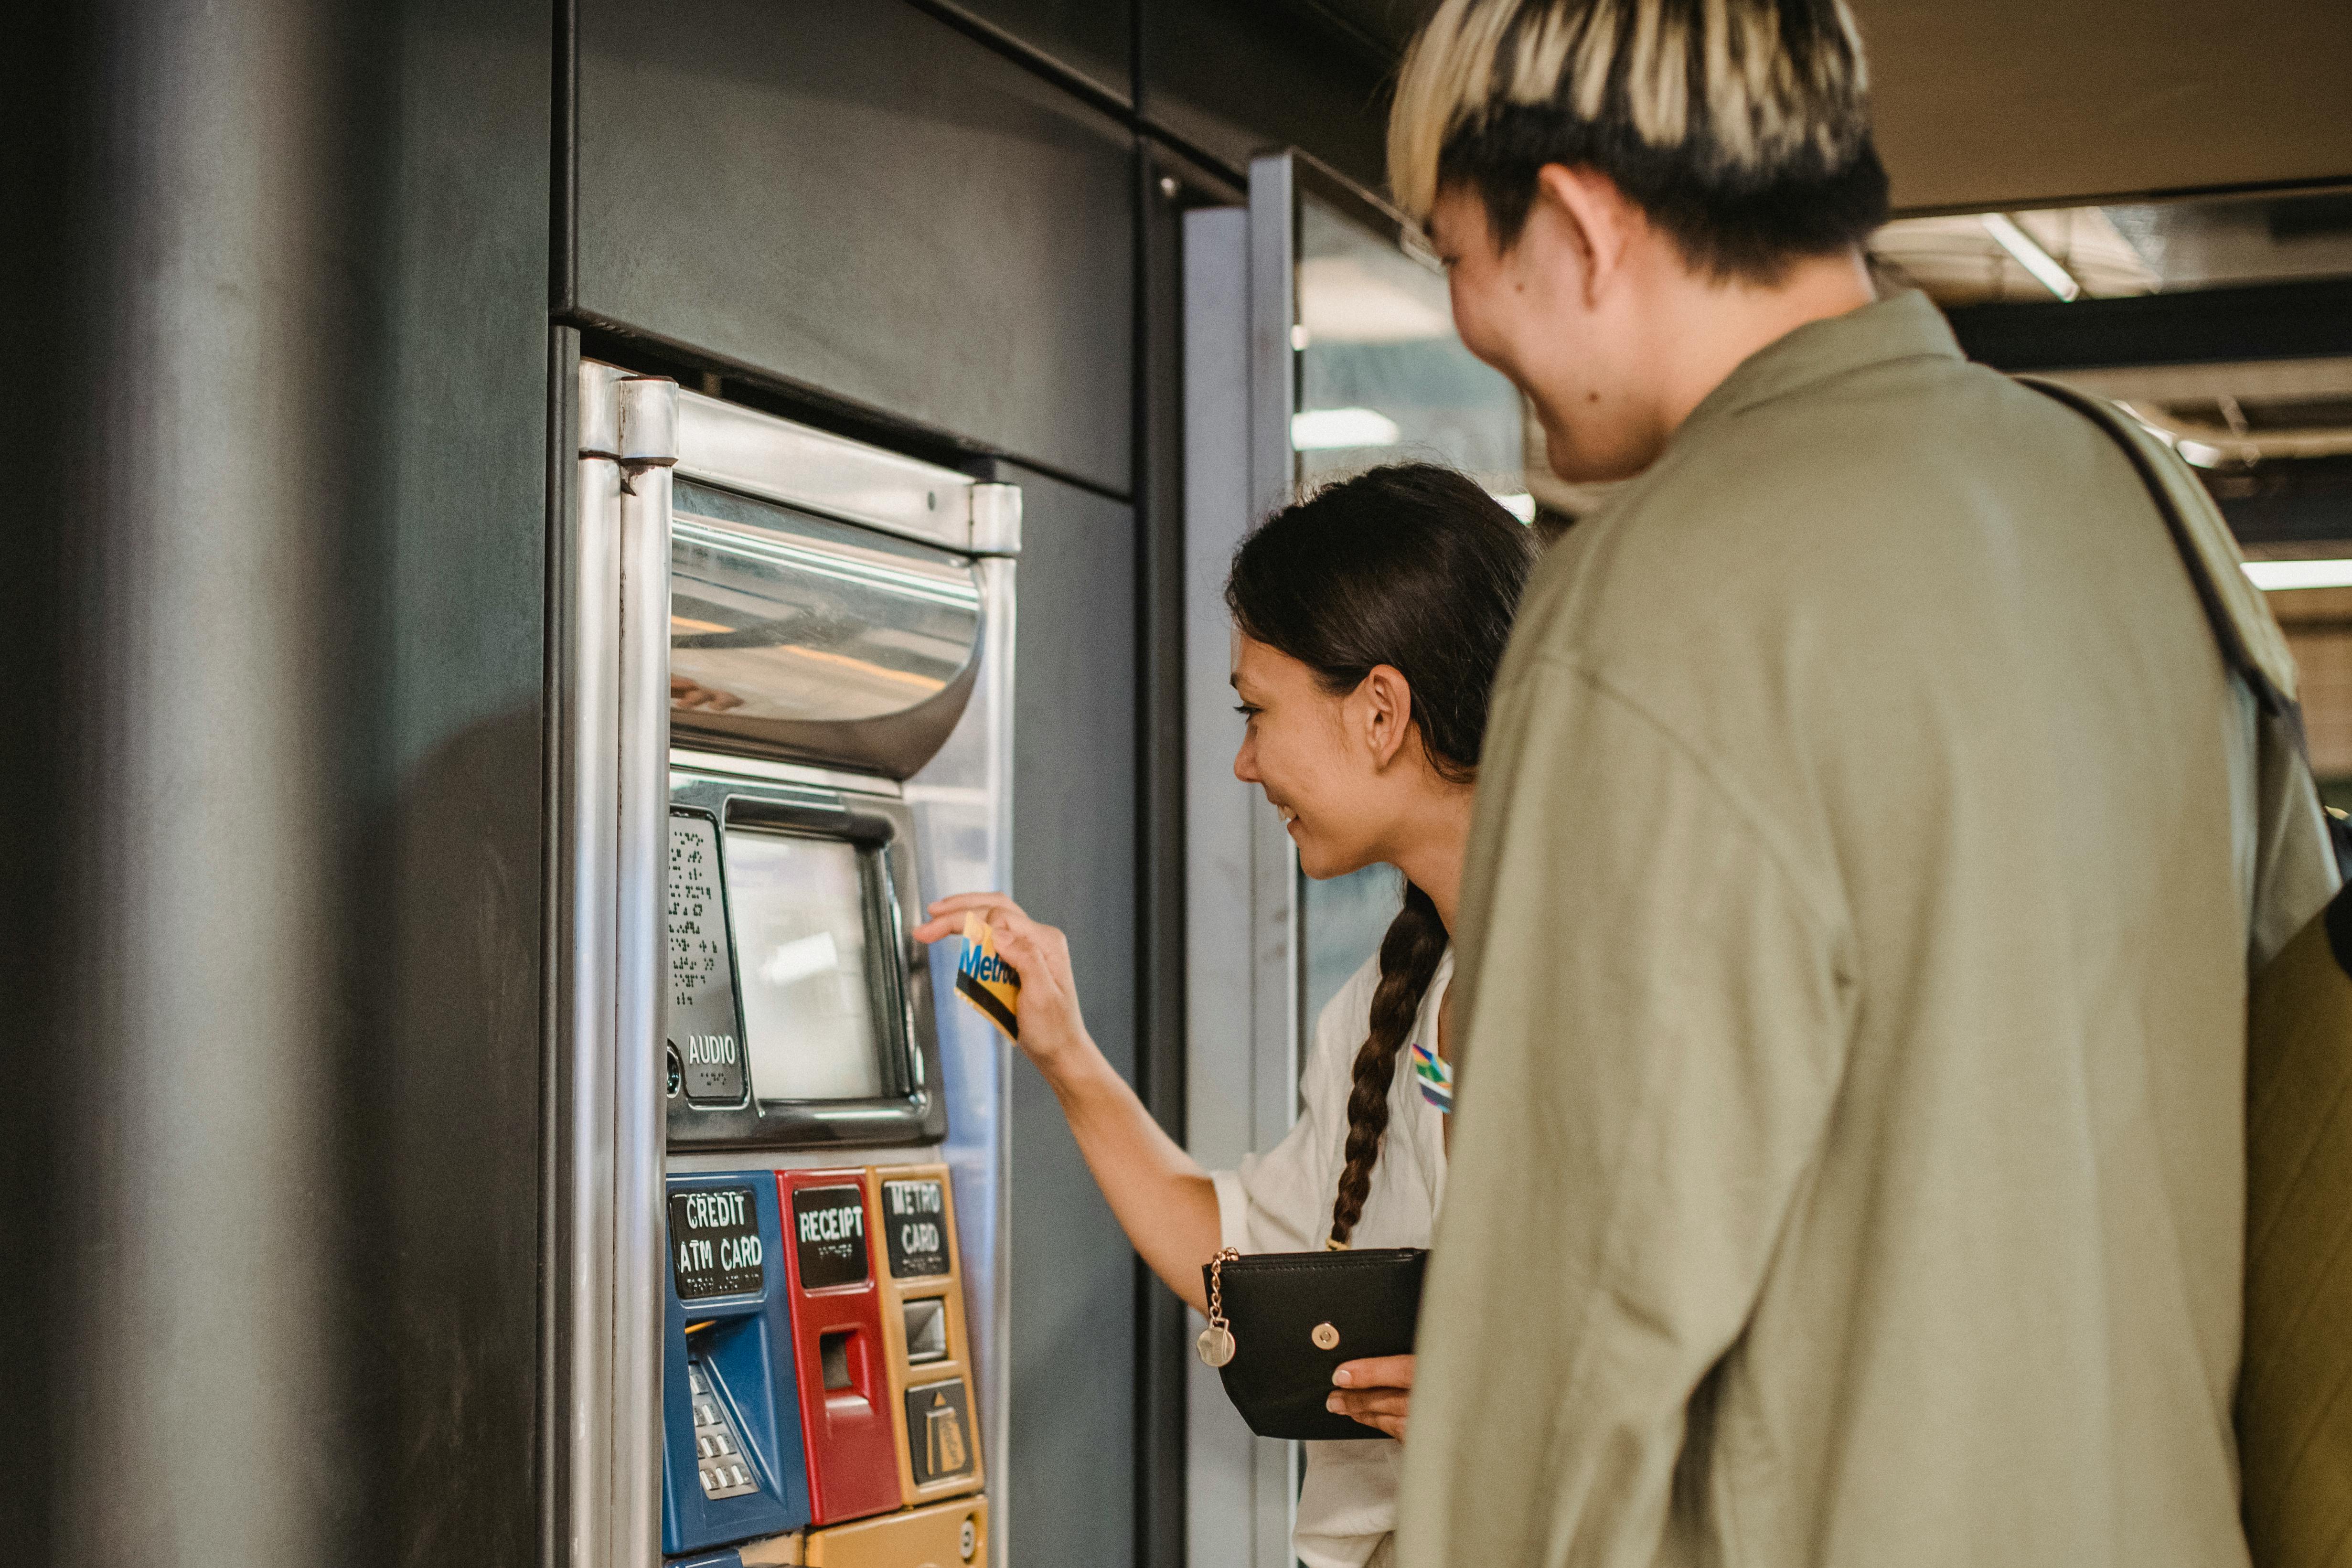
776, 1168, 901, 1525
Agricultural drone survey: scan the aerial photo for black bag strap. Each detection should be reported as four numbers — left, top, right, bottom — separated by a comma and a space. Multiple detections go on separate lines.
2019, 375, 2296, 722
2022, 376, 2352, 882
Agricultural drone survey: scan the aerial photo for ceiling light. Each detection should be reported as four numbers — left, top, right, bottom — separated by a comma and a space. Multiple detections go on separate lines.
1291, 407, 1401, 450
2243, 558, 2352, 591
1981, 213, 2083, 302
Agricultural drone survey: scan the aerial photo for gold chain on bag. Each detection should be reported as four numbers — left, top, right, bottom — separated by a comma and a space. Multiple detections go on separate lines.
1197, 1247, 1240, 1367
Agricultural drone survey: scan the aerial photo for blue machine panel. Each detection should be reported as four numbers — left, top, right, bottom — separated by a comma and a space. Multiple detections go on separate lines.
663, 1173, 812, 1556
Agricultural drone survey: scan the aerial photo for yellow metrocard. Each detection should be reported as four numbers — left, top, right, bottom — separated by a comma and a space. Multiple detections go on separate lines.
953, 913, 1020, 1041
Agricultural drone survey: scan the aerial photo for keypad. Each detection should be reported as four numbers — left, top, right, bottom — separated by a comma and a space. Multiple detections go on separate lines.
688, 1361, 761, 1501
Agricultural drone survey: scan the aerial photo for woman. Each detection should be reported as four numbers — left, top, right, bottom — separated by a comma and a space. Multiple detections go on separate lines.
914, 462, 1535, 1568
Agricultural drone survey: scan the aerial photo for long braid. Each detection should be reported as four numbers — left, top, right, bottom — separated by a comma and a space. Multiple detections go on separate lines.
1328, 882, 1450, 1246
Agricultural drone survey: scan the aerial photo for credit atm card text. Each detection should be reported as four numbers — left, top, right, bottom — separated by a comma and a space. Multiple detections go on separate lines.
670, 1186, 764, 1299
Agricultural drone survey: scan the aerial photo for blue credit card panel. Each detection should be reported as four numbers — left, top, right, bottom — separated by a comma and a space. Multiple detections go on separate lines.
663, 1173, 812, 1556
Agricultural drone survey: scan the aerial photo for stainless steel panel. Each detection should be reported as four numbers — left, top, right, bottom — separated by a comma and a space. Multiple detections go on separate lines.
969, 482, 1024, 557
904, 553, 1016, 1568
568, 363, 624, 1568
613, 373, 676, 1568
565, 363, 674, 1568
668, 745, 905, 800
668, 480, 985, 779
675, 390, 988, 555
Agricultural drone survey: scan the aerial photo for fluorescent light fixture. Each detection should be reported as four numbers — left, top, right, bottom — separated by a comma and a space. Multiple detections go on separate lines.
1492, 491, 1538, 523
1981, 213, 2083, 302
2243, 558, 2352, 591
1292, 407, 1401, 450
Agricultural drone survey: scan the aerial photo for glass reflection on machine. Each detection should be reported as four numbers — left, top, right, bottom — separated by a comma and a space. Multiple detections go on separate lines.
668, 477, 984, 777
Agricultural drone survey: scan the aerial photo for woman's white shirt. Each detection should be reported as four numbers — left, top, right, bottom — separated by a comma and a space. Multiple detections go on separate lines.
1208, 946, 1451, 1568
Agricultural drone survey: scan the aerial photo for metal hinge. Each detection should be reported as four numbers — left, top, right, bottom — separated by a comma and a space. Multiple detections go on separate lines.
968, 481, 1022, 557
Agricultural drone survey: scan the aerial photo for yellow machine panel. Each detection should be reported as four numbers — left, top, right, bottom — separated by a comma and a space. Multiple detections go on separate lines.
802, 1496, 989, 1568
864, 1163, 985, 1507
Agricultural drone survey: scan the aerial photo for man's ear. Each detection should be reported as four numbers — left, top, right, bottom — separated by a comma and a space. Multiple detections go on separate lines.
1531, 163, 1637, 306
1359, 665, 1415, 768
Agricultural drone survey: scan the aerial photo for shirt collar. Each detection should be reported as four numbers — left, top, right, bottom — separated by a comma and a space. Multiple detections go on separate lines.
1676, 289, 1962, 437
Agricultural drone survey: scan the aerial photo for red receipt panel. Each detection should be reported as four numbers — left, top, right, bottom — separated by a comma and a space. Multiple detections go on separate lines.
776, 1168, 901, 1525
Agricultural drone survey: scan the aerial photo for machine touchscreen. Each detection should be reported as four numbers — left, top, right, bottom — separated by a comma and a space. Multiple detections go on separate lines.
726, 829, 886, 1102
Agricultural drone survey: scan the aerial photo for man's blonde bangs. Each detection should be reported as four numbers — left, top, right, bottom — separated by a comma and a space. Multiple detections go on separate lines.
1388, 0, 1514, 221
1386, 0, 1872, 222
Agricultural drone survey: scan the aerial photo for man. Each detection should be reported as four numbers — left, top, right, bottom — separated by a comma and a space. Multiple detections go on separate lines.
1387, 2, 2336, 1566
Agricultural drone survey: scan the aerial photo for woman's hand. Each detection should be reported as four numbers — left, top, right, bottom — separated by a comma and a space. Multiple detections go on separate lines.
1327, 1354, 1413, 1440
912, 893, 1095, 1079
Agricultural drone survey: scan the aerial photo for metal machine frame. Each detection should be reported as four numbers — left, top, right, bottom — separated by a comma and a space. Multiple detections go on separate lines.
557, 360, 1016, 1568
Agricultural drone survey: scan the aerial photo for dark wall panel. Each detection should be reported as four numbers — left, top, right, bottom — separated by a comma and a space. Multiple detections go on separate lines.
1133, 146, 1201, 1568
1142, 0, 1394, 194
577, 0, 1136, 494
375, 0, 555, 1557
1006, 464, 1140, 1568
944, 0, 1134, 103
11, 0, 551, 1561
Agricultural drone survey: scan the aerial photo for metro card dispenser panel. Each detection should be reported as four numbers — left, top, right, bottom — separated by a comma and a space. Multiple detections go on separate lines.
662, 1173, 812, 1556
779, 1169, 903, 1526
864, 1165, 983, 1505
666, 775, 945, 1150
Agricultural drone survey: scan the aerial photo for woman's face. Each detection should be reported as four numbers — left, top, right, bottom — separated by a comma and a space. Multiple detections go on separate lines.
1230, 633, 1398, 880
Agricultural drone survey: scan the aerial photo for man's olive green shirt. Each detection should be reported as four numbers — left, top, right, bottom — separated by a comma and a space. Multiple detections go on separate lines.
1399, 293, 2324, 1568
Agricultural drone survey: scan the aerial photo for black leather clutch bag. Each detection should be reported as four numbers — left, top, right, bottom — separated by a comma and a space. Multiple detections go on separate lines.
1197, 1246, 1427, 1441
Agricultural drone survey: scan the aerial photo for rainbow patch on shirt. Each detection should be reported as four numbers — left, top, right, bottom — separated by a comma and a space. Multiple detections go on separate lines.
954, 912, 1020, 1041
1410, 1036, 1453, 1115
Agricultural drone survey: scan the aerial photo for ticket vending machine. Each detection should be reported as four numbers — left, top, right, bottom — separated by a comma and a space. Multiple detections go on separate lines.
568, 363, 1013, 1568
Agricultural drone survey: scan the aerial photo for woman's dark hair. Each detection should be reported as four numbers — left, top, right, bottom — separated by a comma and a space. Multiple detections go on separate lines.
1224, 462, 1536, 1246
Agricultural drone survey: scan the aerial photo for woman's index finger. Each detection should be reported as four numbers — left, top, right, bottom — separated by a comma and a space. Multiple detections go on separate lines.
924, 890, 1020, 917
1332, 1354, 1415, 1387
